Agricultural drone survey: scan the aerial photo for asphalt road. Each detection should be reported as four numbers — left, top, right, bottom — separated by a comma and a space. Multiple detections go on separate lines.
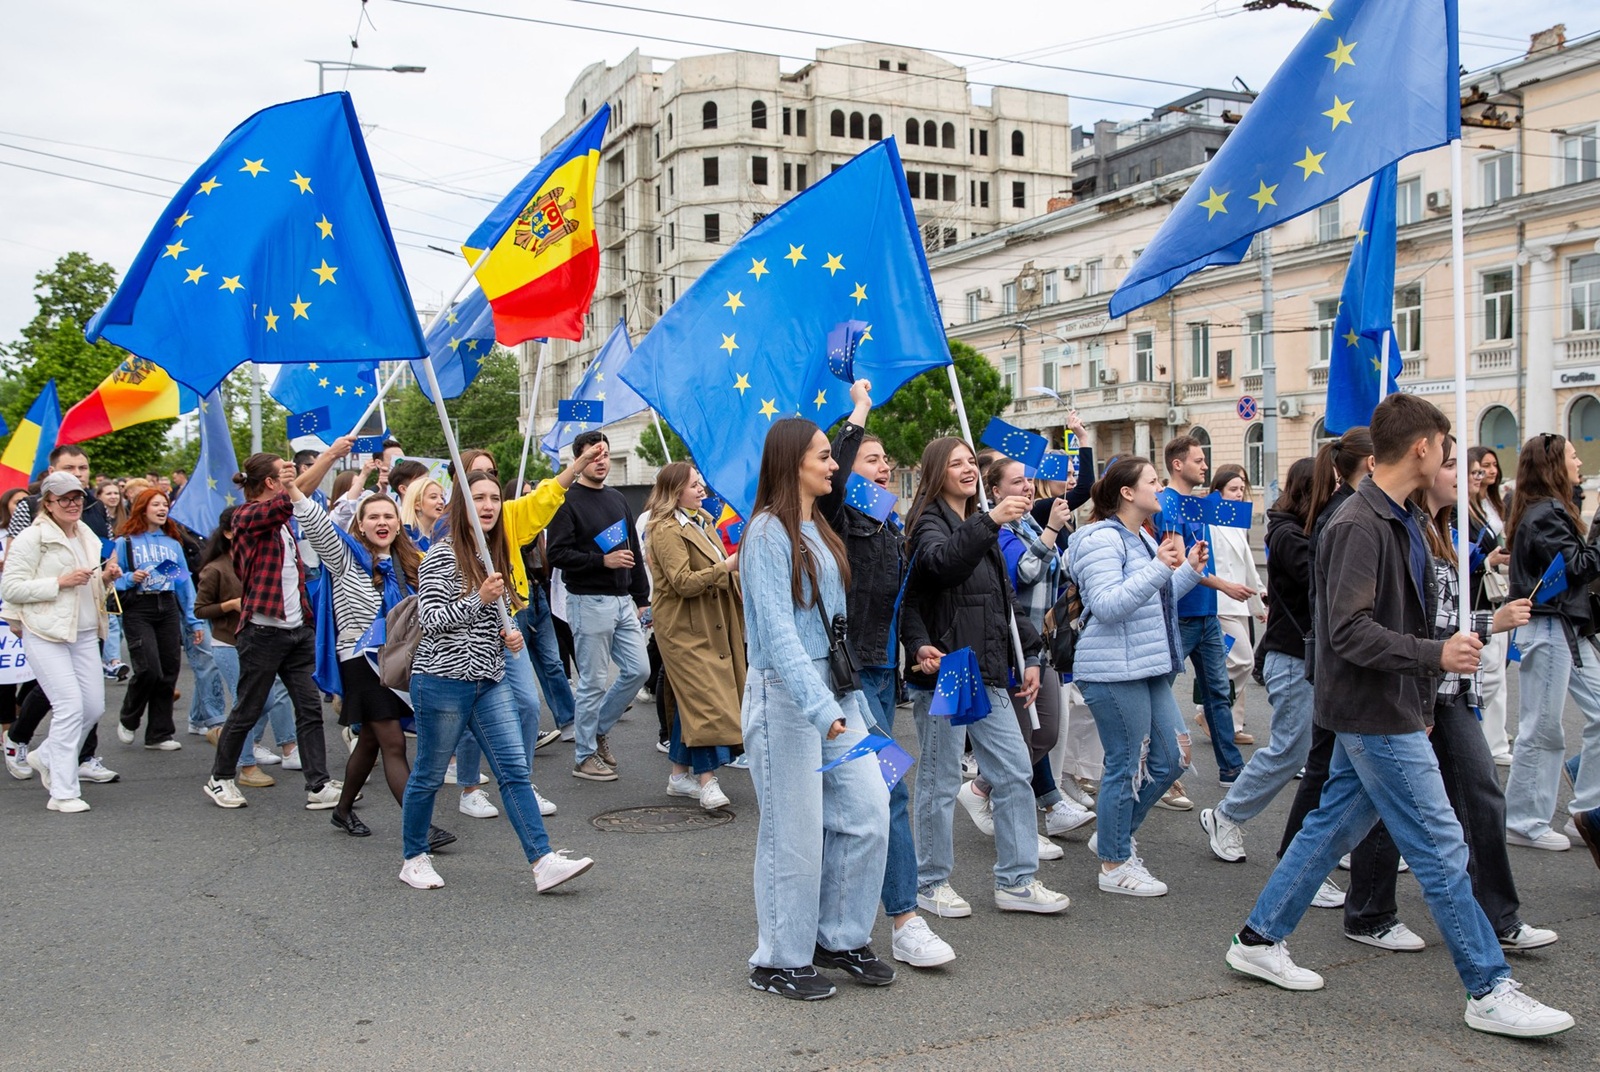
3, 669, 1595, 1072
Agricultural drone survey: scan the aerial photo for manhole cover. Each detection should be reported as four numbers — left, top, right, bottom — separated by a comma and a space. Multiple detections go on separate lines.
591, 803, 736, 833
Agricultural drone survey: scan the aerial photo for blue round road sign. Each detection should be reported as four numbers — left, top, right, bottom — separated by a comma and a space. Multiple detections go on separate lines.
1237, 395, 1258, 421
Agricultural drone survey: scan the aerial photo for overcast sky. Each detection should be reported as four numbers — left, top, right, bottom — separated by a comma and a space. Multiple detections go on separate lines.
1, 0, 1589, 344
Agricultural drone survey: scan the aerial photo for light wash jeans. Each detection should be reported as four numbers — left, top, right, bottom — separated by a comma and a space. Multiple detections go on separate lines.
743, 662, 888, 969
1505, 615, 1600, 836
456, 643, 541, 787
21, 630, 103, 801
567, 593, 650, 764
911, 683, 1039, 892
1179, 615, 1244, 777
1218, 651, 1315, 826
210, 642, 297, 768
520, 588, 575, 729
859, 667, 917, 918
103, 612, 124, 668
182, 622, 229, 731
1245, 731, 1512, 998
1079, 675, 1186, 862
403, 673, 551, 863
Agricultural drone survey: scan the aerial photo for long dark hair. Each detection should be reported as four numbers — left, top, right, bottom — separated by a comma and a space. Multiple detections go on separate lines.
1410, 435, 1456, 563
1467, 445, 1503, 527
749, 418, 850, 608
1305, 426, 1373, 534
1088, 457, 1155, 523
1506, 434, 1583, 551
1270, 457, 1317, 526
906, 436, 979, 535
353, 493, 421, 591
201, 506, 240, 568
445, 470, 523, 611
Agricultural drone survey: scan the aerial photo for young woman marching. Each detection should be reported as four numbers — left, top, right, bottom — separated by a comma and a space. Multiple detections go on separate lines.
1467, 445, 1513, 765
1206, 465, 1266, 746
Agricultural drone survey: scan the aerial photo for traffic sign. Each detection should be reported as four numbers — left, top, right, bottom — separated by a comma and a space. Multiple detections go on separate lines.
1237, 395, 1258, 421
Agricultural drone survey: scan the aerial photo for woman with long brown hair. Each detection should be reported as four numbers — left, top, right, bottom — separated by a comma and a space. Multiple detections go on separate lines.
1467, 445, 1514, 765
741, 417, 891, 1001
1504, 433, 1600, 850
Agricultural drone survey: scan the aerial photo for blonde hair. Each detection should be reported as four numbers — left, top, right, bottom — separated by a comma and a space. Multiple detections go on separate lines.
401, 478, 445, 529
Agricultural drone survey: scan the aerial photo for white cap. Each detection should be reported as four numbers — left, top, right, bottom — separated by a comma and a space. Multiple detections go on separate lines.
39, 471, 85, 500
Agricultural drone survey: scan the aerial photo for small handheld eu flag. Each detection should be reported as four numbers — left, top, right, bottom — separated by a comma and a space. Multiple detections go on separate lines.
1037, 453, 1071, 482
980, 418, 1047, 471
558, 399, 603, 425
594, 519, 629, 554
1532, 554, 1568, 604
1204, 496, 1253, 529
929, 648, 990, 726
351, 434, 388, 455
845, 474, 897, 523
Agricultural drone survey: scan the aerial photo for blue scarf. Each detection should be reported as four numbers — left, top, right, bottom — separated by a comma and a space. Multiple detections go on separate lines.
312, 525, 413, 696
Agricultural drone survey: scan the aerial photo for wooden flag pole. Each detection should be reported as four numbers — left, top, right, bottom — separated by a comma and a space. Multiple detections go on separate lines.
514, 343, 550, 493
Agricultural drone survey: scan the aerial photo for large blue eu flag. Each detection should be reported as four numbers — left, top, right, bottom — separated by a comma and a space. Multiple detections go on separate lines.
620, 139, 948, 518
86, 93, 427, 394
269, 360, 379, 441
1325, 164, 1403, 434
170, 391, 239, 539
541, 318, 649, 462
415, 284, 496, 401
1108, 0, 1459, 318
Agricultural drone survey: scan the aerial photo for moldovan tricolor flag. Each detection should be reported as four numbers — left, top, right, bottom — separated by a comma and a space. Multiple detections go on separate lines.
461, 104, 609, 345
0, 381, 61, 494
58, 357, 197, 445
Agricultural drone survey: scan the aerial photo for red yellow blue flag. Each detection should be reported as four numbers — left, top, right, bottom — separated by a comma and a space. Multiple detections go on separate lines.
0, 381, 62, 494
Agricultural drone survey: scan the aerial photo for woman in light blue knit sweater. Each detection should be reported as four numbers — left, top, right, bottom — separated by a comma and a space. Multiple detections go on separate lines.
741, 418, 890, 1003
1067, 457, 1205, 898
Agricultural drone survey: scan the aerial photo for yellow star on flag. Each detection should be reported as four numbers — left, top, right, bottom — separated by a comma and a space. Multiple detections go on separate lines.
449, 337, 461, 351
315, 215, 334, 240
318, 378, 329, 388
308, 363, 318, 371
240, 158, 269, 177
1325, 37, 1357, 72
219, 275, 243, 293
1199, 187, 1229, 220
197, 177, 221, 195
184, 265, 208, 285
785, 244, 806, 267
465, 339, 479, 352
813, 390, 828, 409
224, 494, 237, 506
759, 398, 779, 419
354, 386, 365, 396
199, 398, 210, 413
445, 311, 458, 325
206, 477, 217, 490
724, 291, 744, 314
733, 373, 751, 395
334, 385, 345, 396
1322, 96, 1354, 131
290, 171, 314, 195
594, 372, 605, 382
1248, 180, 1278, 213
850, 283, 868, 305
173, 211, 192, 228
1319, 4, 1334, 20
1343, 329, 1361, 347
861, 325, 873, 343
720, 333, 739, 355
1354, 226, 1368, 244
748, 258, 769, 281
291, 295, 311, 320
312, 259, 338, 285
1370, 356, 1383, 373
163, 240, 188, 260
264, 309, 280, 332
822, 253, 845, 276
1294, 147, 1326, 179
596, 391, 606, 401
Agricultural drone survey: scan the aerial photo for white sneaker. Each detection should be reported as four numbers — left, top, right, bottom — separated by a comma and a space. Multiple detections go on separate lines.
78, 758, 120, 783
1099, 860, 1168, 897
532, 784, 558, 817
203, 777, 247, 809
1036, 833, 1064, 860
994, 878, 1071, 914
1042, 799, 1095, 836
666, 772, 702, 798
1464, 979, 1575, 1038
444, 758, 458, 785
116, 723, 135, 745
459, 788, 499, 818
1226, 936, 1325, 991
399, 853, 444, 890
699, 777, 730, 810
956, 780, 995, 836
144, 739, 182, 751
280, 749, 302, 771
252, 745, 282, 766
891, 916, 956, 968
4, 737, 32, 780
27, 750, 51, 789
1562, 817, 1580, 840
1345, 920, 1426, 951
1338, 852, 1352, 870
304, 783, 341, 810
1085, 832, 1139, 860
47, 797, 91, 813
1200, 808, 1246, 862
533, 849, 594, 892
1059, 777, 1096, 810
341, 726, 358, 753
1311, 878, 1346, 909
1506, 828, 1570, 851
1498, 922, 1559, 951
916, 882, 972, 919
654, 740, 670, 754
959, 753, 979, 780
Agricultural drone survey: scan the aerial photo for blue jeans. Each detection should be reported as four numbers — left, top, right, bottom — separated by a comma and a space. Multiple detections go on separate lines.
743, 662, 888, 969
1219, 651, 1315, 825
567, 593, 650, 764
182, 622, 229, 730
103, 612, 124, 667
1245, 731, 1511, 997
859, 667, 917, 918
210, 642, 296, 767
911, 683, 1039, 891
456, 642, 541, 787
1079, 675, 1186, 862
403, 673, 551, 863
520, 589, 575, 729
1506, 616, 1600, 836
1179, 615, 1244, 778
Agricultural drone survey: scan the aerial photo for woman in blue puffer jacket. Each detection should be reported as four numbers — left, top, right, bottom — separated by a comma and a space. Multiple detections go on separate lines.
1067, 457, 1205, 899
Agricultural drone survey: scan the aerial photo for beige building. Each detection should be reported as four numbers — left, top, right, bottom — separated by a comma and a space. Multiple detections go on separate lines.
929, 25, 1600, 495
521, 43, 1074, 483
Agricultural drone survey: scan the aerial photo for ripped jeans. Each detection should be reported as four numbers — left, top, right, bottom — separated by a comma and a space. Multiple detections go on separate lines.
1078, 674, 1187, 863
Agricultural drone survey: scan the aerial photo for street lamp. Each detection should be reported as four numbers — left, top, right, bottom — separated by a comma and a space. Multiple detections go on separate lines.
306, 60, 427, 95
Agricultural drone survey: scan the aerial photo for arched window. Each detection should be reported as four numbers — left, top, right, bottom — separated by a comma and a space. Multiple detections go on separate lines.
1245, 423, 1265, 488
1190, 426, 1213, 473
905, 118, 920, 145
1479, 404, 1519, 453
1312, 417, 1337, 454
923, 120, 937, 147
751, 100, 767, 129
868, 114, 883, 140
830, 109, 846, 138
941, 122, 956, 149
1011, 130, 1026, 156
849, 112, 864, 139
1569, 395, 1600, 477
702, 101, 718, 130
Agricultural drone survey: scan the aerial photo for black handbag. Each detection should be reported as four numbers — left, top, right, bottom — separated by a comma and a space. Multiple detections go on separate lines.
816, 599, 862, 697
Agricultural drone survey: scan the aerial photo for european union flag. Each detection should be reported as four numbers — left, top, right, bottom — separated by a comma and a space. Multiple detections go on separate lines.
1324, 164, 1403, 434
288, 408, 331, 438
558, 399, 603, 426
1108, 0, 1460, 317
1037, 453, 1071, 482
86, 93, 427, 394
170, 390, 239, 538
1533, 554, 1568, 604
720, 519, 746, 548
269, 360, 379, 441
929, 647, 990, 726
1205, 496, 1254, 529
817, 733, 896, 772
619, 139, 950, 518
826, 320, 870, 383
99, 538, 118, 562
594, 518, 629, 553
351, 434, 388, 455
1156, 488, 1207, 531
541, 318, 650, 462
980, 418, 1047, 471
416, 284, 496, 401
845, 473, 897, 523
877, 741, 916, 791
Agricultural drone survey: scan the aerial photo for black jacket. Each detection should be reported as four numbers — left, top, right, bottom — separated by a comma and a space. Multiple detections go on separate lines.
1510, 498, 1600, 639
1029, 446, 1094, 553
546, 483, 650, 605
819, 422, 904, 669
1261, 509, 1311, 658
902, 498, 1040, 690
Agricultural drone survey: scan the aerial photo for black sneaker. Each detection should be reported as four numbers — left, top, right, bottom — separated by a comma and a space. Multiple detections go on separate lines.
813, 943, 897, 987
428, 825, 458, 851
749, 965, 837, 1001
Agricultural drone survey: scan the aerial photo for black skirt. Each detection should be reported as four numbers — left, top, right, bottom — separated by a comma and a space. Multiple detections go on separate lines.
338, 655, 408, 726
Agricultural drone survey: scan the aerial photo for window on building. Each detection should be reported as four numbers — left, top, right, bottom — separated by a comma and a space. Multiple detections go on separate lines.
1042, 269, 1058, 305
1247, 313, 1264, 371
1011, 130, 1025, 156
667, 113, 673, 140
1086, 339, 1107, 388
979, 129, 989, 156
782, 107, 792, 135
654, 184, 661, 212
1395, 284, 1422, 353
751, 100, 767, 130
1480, 153, 1515, 205
925, 171, 938, 199
667, 221, 676, 251
1084, 259, 1103, 296
1311, 418, 1337, 453
752, 212, 767, 227
969, 129, 974, 154
1012, 182, 1026, 209
1134, 331, 1155, 381
969, 180, 976, 207
1316, 201, 1341, 242
704, 213, 720, 244
898, 61, 908, 72
979, 181, 990, 208
1188, 323, 1210, 380
943, 227, 957, 248
667, 167, 674, 195
879, 59, 890, 71
1246, 423, 1265, 487
655, 236, 661, 264
796, 109, 806, 136
796, 163, 808, 190
1153, 156, 1164, 178
702, 101, 718, 130
752, 156, 768, 185
966, 290, 982, 322
906, 118, 920, 145
1570, 395, 1600, 476
1315, 298, 1340, 363
782, 162, 792, 192
869, 114, 883, 140
1001, 281, 1017, 315
1483, 269, 1513, 341
907, 172, 921, 199
1191, 426, 1213, 472
849, 112, 864, 140
654, 132, 660, 158
1128, 164, 1141, 185
923, 120, 937, 147
1040, 347, 1058, 393
831, 163, 843, 174
1396, 176, 1423, 226
1002, 355, 1018, 395
942, 174, 956, 201
1562, 128, 1598, 185
1480, 404, 1520, 455
830, 110, 845, 138
1570, 254, 1600, 332
703, 156, 719, 186
941, 122, 956, 149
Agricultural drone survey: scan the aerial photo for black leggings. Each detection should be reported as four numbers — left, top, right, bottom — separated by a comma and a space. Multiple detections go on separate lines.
338, 720, 411, 816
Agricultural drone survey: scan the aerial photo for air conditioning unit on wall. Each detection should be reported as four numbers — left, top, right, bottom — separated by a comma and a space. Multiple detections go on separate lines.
1166, 406, 1186, 426
1278, 397, 1303, 419
1097, 367, 1120, 385
1062, 264, 1082, 281
1426, 189, 1451, 212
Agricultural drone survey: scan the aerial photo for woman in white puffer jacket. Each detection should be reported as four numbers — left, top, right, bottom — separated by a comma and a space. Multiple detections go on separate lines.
0, 471, 120, 811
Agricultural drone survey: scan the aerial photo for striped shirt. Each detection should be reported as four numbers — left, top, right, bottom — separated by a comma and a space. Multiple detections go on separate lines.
1430, 554, 1494, 709
413, 538, 505, 682
293, 497, 385, 660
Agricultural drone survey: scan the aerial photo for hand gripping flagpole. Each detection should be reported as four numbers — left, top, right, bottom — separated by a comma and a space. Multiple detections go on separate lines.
514, 343, 549, 493
944, 363, 1040, 731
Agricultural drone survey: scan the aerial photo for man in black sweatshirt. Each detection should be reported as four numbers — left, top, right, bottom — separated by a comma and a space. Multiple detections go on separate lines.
545, 431, 651, 781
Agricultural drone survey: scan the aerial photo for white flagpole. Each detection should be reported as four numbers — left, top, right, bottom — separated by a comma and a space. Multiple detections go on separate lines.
514, 343, 550, 493
1449, 140, 1471, 626
1378, 329, 1392, 403
945, 363, 1040, 731
652, 410, 673, 465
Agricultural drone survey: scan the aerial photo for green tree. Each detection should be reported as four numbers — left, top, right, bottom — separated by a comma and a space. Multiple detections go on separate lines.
867, 339, 1010, 469
635, 419, 689, 469
1, 253, 174, 477
388, 350, 551, 482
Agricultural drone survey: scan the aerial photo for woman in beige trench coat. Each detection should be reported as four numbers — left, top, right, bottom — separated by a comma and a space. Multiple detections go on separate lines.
644, 463, 746, 811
